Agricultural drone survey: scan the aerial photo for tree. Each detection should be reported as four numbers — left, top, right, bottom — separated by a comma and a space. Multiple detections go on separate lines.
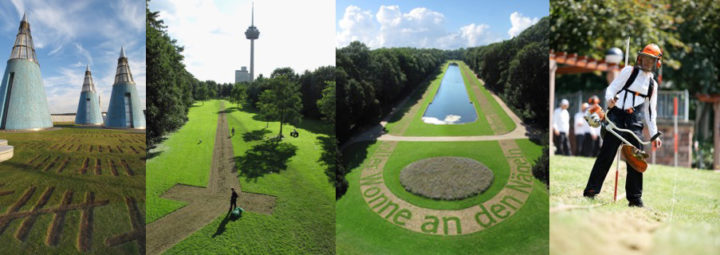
258, 75, 303, 138
317, 81, 335, 123
271, 67, 298, 80
463, 17, 549, 128
146, 4, 194, 147
230, 83, 247, 108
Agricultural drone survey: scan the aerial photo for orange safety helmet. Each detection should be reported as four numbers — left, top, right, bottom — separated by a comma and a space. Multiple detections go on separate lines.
637, 43, 663, 69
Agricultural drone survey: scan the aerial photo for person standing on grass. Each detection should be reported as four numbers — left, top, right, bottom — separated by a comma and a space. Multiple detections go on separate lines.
583, 44, 663, 207
553, 99, 571, 155
587, 95, 603, 156
232, 127, 235, 137
229, 188, 239, 212
574, 103, 590, 156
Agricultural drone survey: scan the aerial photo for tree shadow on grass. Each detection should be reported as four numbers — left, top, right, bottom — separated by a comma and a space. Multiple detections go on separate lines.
218, 107, 238, 114
317, 136, 336, 183
235, 140, 298, 182
242, 129, 271, 142
335, 140, 377, 199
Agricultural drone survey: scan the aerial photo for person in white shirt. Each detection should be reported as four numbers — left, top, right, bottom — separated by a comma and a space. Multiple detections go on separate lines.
587, 95, 602, 156
574, 103, 589, 156
583, 44, 664, 207
553, 99, 571, 155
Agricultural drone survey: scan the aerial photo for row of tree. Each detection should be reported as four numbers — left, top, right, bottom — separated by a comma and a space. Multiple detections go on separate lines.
147, 4, 336, 145
335, 19, 551, 194
146, 8, 195, 147
463, 17, 549, 185
147, 1, 339, 195
464, 17, 550, 129
336, 43, 447, 144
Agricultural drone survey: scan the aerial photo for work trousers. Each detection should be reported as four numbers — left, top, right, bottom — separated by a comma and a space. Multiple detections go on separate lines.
583, 107, 645, 201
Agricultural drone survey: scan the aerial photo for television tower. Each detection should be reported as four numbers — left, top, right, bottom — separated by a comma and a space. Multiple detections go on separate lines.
244, 2, 259, 81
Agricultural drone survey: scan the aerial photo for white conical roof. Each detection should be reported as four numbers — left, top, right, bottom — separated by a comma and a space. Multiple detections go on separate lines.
114, 47, 134, 84
82, 65, 96, 92
9, 13, 38, 63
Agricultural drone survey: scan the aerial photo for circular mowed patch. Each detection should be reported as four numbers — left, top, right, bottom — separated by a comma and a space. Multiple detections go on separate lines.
399, 157, 493, 200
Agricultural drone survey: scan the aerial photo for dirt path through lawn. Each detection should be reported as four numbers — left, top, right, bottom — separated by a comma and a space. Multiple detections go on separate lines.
146, 102, 277, 255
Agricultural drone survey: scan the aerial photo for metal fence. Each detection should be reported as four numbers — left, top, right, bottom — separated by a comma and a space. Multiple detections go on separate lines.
554, 89, 689, 122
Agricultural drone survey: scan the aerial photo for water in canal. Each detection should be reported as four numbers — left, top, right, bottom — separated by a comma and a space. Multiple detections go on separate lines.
421, 63, 477, 124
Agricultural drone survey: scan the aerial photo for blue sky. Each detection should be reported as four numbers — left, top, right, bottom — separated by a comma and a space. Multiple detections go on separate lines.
0, 0, 145, 114
149, 0, 335, 83
337, 0, 549, 49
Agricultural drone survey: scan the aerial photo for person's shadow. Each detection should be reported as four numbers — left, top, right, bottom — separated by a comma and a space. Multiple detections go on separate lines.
212, 210, 242, 238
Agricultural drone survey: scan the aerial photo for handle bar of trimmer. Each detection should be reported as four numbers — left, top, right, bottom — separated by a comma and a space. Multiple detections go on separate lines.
603, 117, 662, 147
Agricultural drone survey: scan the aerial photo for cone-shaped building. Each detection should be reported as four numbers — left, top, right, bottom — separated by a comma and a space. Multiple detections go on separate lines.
0, 14, 53, 130
105, 47, 145, 129
75, 65, 103, 125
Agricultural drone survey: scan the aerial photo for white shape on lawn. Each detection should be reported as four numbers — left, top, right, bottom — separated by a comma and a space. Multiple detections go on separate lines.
422, 114, 462, 125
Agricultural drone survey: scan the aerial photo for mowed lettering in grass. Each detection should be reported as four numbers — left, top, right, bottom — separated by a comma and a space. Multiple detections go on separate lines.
359, 140, 533, 235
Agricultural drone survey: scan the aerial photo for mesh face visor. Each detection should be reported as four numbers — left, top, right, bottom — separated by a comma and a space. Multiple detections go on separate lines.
637, 54, 657, 72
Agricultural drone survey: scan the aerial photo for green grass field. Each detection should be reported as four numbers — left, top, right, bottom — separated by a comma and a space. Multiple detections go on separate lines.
146, 100, 220, 223
337, 139, 546, 254
550, 155, 720, 255
338, 59, 546, 254
385, 61, 515, 136
147, 100, 335, 254
0, 124, 145, 254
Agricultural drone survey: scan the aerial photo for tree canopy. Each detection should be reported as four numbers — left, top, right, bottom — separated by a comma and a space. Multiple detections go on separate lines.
146, 6, 195, 147
551, 0, 720, 95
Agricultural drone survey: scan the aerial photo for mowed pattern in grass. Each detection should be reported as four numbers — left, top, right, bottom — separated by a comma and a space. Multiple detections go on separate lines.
0, 125, 145, 254
337, 139, 547, 254
550, 155, 720, 255
162, 101, 335, 254
385, 61, 515, 136
146, 100, 220, 223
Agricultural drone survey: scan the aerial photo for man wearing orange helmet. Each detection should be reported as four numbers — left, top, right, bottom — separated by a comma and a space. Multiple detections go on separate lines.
583, 44, 663, 207
587, 95, 602, 156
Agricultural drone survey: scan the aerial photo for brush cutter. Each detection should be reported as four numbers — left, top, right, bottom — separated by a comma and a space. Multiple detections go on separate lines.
585, 104, 661, 201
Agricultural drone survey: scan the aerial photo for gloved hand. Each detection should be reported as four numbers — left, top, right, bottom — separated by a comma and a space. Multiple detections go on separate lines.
653, 138, 662, 148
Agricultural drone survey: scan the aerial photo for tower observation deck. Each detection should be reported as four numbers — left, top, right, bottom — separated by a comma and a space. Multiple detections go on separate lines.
244, 3, 259, 81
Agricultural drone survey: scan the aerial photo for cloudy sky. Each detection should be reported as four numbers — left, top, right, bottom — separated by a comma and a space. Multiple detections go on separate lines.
0, 0, 145, 114
337, 0, 548, 49
149, 0, 336, 84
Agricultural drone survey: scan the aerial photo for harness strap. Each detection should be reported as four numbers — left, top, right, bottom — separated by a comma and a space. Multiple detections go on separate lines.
616, 67, 654, 118
619, 67, 640, 109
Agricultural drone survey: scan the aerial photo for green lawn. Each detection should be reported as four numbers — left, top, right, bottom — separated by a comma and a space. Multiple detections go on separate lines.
337, 139, 547, 254
162, 101, 335, 254
550, 155, 720, 255
385, 61, 515, 136
382, 141, 510, 210
458, 62, 516, 133
146, 100, 220, 223
0, 124, 145, 254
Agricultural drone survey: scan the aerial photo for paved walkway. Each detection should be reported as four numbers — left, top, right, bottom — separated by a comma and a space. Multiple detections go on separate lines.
146, 103, 276, 255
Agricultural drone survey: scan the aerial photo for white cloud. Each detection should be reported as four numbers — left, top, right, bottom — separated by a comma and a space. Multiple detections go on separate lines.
508, 12, 539, 38
150, 0, 335, 83
337, 5, 377, 48
116, 0, 144, 32
460, 23, 491, 46
74, 43, 92, 66
337, 5, 500, 49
